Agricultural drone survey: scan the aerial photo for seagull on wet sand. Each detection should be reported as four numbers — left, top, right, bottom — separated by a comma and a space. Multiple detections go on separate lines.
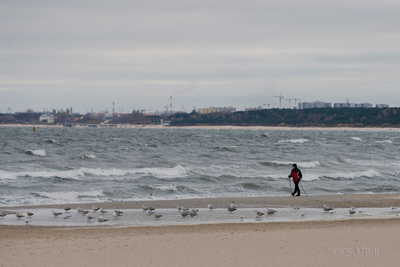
86, 214, 95, 221
142, 205, 149, 211
154, 213, 163, 219
227, 206, 237, 213
97, 216, 109, 223
301, 213, 306, 217
323, 205, 333, 212
147, 210, 156, 215
64, 207, 71, 212
267, 208, 277, 215
82, 210, 89, 215
15, 213, 25, 219
349, 209, 356, 215
27, 212, 34, 217
0, 212, 6, 218
208, 204, 216, 210
52, 211, 63, 217
99, 209, 108, 215
92, 206, 100, 212
181, 210, 189, 217
255, 210, 264, 217
76, 207, 83, 213
63, 214, 72, 219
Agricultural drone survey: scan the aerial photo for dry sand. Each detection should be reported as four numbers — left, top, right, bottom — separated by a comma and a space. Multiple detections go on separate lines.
1, 194, 400, 267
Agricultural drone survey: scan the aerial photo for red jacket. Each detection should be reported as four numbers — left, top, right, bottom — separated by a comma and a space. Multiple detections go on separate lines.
289, 168, 302, 183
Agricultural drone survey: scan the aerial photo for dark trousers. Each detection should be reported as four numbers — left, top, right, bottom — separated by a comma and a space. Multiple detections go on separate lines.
293, 181, 300, 196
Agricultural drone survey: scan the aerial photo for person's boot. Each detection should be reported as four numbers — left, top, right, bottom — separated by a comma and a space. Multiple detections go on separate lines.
291, 192, 295, 196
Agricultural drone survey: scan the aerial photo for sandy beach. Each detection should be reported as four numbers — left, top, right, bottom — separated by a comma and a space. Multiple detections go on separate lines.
1, 194, 400, 267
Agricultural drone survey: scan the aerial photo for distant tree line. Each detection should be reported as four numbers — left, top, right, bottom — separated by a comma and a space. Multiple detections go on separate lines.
1, 107, 400, 127
169, 107, 400, 127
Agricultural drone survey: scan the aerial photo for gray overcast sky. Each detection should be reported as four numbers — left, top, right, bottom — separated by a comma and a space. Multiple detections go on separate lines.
1, 0, 400, 113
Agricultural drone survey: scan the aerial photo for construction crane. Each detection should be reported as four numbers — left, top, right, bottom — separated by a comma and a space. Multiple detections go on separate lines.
272, 94, 284, 109
286, 99, 294, 109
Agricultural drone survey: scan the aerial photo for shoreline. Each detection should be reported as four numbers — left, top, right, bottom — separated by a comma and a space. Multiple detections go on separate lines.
1, 123, 400, 131
2, 193, 400, 211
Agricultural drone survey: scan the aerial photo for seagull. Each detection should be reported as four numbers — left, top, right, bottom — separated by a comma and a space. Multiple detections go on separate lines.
76, 207, 83, 213
181, 210, 189, 217
190, 208, 199, 213
358, 210, 365, 214
147, 210, 155, 215
142, 205, 149, 211
267, 208, 277, 215
0, 212, 6, 218
82, 210, 89, 215
113, 211, 123, 217
208, 204, 216, 210
154, 213, 163, 219
27, 212, 34, 217
99, 209, 108, 215
15, 213, 25, 219
229, 204, 238, 209
52, 211, 63, 217
189, 211, 197, 217
301, 213, 306, 217
349, 209, 356, 215
92, 206, 100, 212
255, 210, 264, 217
323, 205, 333, 212
97, 216, 109, 223
391, 206, 397, 210
63, 214, 72, 219
86, 214, 95, 221
148, 206, 155, 211
64, 207, 71, 212
148, 190, 158, 199
329, 210, 336, 215
114, 210, 123, 216
25, 219, 31, 224
227, 206, 237, 213
239, 215, 245, 220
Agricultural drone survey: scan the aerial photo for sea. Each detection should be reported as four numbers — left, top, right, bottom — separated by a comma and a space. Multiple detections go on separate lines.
1, 126, 399, 207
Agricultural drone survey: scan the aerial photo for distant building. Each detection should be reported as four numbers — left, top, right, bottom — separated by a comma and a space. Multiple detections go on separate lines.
245, 106, 263, 111
39, 113, 54, 123
376, 104, 389, 108
334, 102, 373, 108
298, 101, 332, 109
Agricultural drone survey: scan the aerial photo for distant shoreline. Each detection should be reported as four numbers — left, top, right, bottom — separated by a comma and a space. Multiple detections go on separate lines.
1, 123, 400, 131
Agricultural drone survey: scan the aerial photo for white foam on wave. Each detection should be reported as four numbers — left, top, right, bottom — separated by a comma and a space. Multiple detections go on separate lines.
36, 190, 104, 204
0, 170, 18, 180
375, 140, 392, 143
278, 138, 309, 144
270, 160, 320, 168
28, 149, 46, 156
350, 137, 362, 141
329, 169, 380, 179
9, 165, 189, 180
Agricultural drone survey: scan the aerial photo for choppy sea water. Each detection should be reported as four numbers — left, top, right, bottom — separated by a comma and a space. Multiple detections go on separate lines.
0, 127, 399, 207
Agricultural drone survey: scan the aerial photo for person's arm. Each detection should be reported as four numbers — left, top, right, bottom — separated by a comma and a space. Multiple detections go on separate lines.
298, 169, 302, 179
288, 170, 293, 178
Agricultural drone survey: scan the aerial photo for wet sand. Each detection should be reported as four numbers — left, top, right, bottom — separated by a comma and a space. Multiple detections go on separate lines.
1, 194, 400, 266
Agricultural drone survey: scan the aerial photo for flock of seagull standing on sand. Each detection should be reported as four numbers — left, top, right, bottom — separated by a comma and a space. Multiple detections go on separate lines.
1, 203, 399, 225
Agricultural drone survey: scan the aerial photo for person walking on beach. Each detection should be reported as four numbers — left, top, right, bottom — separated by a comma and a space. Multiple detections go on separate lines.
288, 163, 302, 196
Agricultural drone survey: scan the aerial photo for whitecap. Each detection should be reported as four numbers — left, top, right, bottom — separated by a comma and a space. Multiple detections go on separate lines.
27, 149, 46, 156
270, 160, 320, 168
329, 169, 380, 179
278, 139, 308, 143
375, 140, 392, 143
350, 137, 362, 141
0, 170, 18, 180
